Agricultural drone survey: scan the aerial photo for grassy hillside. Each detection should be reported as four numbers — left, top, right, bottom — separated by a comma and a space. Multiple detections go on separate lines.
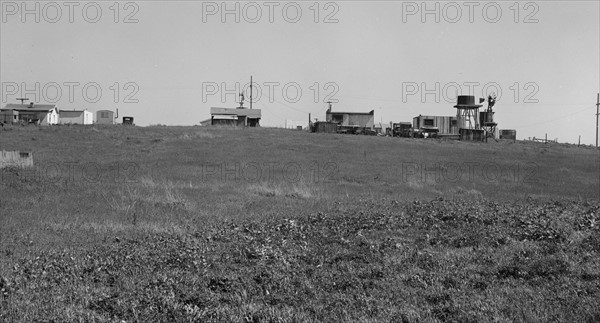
1, 125, 599, 322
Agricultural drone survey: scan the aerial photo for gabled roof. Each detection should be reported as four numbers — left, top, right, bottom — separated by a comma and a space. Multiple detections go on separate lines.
2, 103, 57, 112
210, 107, 261, 118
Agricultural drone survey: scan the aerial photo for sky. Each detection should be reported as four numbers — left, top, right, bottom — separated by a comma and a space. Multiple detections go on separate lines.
1, 1, 599, 144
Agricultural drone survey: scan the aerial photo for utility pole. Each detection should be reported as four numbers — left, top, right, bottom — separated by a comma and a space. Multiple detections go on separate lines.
596, 93, 599, 147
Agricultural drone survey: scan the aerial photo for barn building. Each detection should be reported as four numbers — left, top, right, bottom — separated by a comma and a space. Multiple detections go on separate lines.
1, 103, 59, 125
210, 107, 261, 127
59, 110, 94, 125
96, 110, 115, 124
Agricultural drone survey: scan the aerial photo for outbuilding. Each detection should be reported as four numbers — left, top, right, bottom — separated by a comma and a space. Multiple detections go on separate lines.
210, 107, 261, 127
1, 103, 59, 125
326, 108, 374, 129
59, 110, 94, 125
413, 115, 459, 135
96, 110, 115, 124
0, 109, 19, 124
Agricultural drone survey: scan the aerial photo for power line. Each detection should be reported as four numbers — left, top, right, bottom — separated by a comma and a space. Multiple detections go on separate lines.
511, 105, 596, 128
263, 95, 313, 114
257, 101, 286, 123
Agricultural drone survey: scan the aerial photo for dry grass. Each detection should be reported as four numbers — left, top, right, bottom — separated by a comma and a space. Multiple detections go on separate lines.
247, 178, 324, 199
0, 125, 598, 322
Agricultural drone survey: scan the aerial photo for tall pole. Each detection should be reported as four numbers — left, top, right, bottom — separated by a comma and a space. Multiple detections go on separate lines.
250, 76, 253, 110
596, 93, 600, 148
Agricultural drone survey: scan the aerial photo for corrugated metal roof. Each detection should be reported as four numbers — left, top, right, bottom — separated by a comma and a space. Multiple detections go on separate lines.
2, 103, 57, 111
210, 107, 261, 118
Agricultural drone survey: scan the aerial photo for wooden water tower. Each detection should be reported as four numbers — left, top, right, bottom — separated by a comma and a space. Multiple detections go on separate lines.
455, 95, 486, 141
454, 95, 483, 129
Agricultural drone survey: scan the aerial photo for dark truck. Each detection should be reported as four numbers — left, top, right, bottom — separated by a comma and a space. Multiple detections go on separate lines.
392, 122, 413, 137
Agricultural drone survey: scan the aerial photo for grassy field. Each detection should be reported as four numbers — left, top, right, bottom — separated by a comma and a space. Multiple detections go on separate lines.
1, 124, 599, 322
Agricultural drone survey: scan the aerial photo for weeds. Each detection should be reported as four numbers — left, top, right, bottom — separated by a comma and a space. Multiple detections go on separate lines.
2, 198, 599, 322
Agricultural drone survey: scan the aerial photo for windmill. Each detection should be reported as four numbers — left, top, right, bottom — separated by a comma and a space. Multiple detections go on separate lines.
480, 93, 498, 139
238, 91, 245, 109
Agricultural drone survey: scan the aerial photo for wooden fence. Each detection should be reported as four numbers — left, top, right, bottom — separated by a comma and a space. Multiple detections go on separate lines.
530, 136, 558, 144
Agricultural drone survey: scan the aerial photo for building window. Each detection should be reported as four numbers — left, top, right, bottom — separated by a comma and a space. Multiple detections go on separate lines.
424, 119, 434, 126
451, 120, 457, 126
101, 112, 108, 118
331, 114, 343, 123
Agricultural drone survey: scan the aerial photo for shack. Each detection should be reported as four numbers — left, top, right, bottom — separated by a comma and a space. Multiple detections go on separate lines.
1, 103, 59, 125
412, 115, 458, 135
311, 121, 338, 133
326, 108, 374, 129
210, 107, 261, 127
96, 110, 115, 124
0, 110, 18, 124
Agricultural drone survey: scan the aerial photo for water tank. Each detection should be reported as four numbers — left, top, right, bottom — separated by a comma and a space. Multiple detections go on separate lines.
479, 111, 495, 125
500, 129, 516, 140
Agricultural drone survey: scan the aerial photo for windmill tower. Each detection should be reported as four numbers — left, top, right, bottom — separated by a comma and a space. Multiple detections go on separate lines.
480, 93, 498, 139
237, 76, 253, 109
238, 91, 245, 109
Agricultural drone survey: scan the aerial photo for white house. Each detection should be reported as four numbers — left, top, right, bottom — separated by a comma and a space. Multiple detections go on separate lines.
59, 110, 94, 125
